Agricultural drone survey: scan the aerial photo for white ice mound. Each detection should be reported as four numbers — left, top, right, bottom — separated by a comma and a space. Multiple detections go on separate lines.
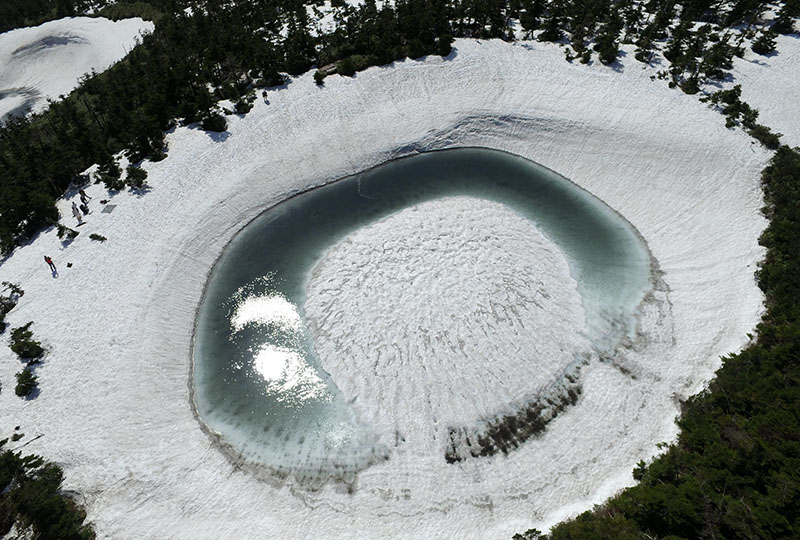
305, 196, 591, 453
0, 16, 154, 122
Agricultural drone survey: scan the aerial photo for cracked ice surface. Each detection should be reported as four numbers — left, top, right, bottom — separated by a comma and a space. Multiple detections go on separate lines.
305, 196, 590, 451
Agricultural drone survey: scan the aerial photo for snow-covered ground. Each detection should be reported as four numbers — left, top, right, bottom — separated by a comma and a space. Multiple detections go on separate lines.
305, 196, 591, 456
0, 16, 153, 123
733, 33, 800, 148
0, 31, 789, 538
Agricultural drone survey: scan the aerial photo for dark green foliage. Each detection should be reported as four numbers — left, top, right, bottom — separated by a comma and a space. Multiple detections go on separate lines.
0, 282, 23, 333
725, 0, 770, 28
89, 233, 107, 242
233, 93, 255, 115
512, 528, 544, 540
335, 57, 355, 77
284, 8, 316, 75
751, 29, 777, 55
748, 124, 782, 150
57, 224, 79, 241
125, 165, 148, 189
519, 0, 545, 34
14, 368, 37, 397
2, 282, 23, 298
631, 459, 647, 480
703, 85, 759, 129
0, 440, 94, 538
3, 0, 791, 256
97, 1, 166, 23
595, 38, 619, 64
533, 146, 800, 540
0, 186, 60, 254
537, 15, 563, 42
407, 39, 428, 59
701, 38, 735, 79
772, 15, 796, 34
313, 70, 326, 85
97, 157, 124, 191
757, 146, 800, 325
9, 322, 44, 359
772, 0, 799, 34
201, 113, 227, 133
0, 0, 99, 33
437, 34, 454, 57
680, 76, 700, 94
336, 55, 364, 76
594, 7, 623, 65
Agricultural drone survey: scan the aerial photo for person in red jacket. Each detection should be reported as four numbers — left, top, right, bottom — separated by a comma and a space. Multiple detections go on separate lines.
44, 255, 56, 272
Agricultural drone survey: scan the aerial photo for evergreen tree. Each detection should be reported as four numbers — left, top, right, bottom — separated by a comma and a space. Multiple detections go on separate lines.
772, 0, 800, 34
594, 5, 623, 64
751, 28, 777, 55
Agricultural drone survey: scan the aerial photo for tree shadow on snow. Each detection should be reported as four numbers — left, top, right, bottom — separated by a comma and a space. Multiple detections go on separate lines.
743, 56, 771, 67
205, 130, 230, 143
608, 50, 628, 73
129, 185, 153, 198
442, 47, 459, 61
259, 78, 294, 98
21, 386, 41, 400
186, 123, 231, 142
0, 224, 58, 270
703, 72, 736, 90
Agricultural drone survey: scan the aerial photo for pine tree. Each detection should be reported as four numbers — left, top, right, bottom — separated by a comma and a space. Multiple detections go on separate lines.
751, 28, 777, 55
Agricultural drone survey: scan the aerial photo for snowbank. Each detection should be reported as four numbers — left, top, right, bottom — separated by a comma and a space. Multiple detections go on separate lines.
0, 16, 154, 123
0, 38, 769, 538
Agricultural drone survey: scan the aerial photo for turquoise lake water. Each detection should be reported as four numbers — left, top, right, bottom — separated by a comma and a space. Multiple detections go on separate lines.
192, 147, 653, 482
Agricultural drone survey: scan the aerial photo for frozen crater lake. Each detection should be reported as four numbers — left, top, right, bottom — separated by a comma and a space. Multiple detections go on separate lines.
193, 147, 659, 485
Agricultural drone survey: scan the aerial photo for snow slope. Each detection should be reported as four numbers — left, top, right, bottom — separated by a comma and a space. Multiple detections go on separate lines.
732, 33, 800, 148
0, 36, 779, 538
0, 16, 154, 123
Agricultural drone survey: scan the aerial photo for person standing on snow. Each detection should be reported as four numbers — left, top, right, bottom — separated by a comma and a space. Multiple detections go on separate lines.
79, 189, 91, 205
72, 202, 84, 224
44, 255, 56, 272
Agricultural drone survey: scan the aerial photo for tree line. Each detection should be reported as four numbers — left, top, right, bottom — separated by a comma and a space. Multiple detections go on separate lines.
0, 0, 102, 33
1, 1, 798, 254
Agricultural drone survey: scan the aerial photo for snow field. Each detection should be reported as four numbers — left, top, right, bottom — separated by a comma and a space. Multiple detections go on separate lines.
304, 196, 589, 453
731, 33, 800, 148
0, 16, 154, 122
0, 30, 789, 538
